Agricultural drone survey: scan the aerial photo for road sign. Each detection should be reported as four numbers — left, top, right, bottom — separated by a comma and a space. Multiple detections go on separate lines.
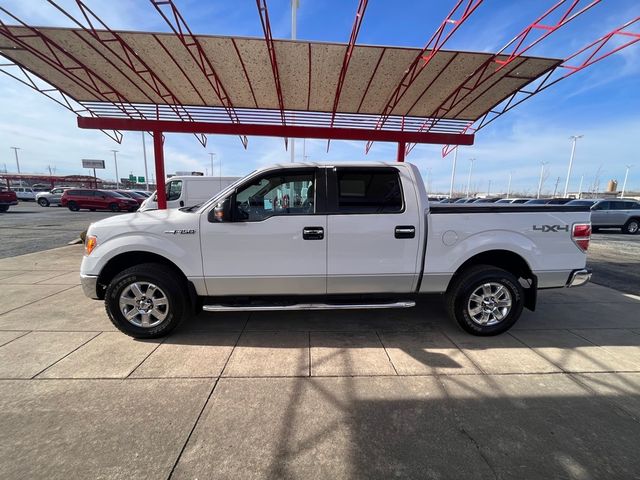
129, 174, 136, 181
137, 176, 145, 183
82, 159, 105, 169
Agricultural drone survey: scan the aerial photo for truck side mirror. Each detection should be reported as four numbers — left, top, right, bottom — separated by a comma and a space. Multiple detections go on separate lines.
208, 198, 231, 223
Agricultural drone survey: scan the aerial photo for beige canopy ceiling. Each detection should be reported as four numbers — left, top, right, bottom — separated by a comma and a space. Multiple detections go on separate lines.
0, 26, 560, 121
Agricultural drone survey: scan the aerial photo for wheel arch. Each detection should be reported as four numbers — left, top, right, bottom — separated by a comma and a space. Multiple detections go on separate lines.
97, 251, 189, 300
448, 249, 537, 311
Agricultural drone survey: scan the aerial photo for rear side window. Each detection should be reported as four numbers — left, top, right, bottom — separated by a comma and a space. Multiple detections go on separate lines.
335, 168, 403, 214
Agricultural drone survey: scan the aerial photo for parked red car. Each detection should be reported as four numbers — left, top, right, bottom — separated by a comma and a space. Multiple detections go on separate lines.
116, 190, 146, 206
0, 188, 18, 213
61, 189, 139, 212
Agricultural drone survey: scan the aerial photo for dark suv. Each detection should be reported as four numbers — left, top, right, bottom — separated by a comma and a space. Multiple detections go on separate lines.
61, 189, 139, 212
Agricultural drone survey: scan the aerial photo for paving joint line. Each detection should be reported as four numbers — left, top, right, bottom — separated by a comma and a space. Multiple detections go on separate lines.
0, 330, 31, 347
375, 330, 399, 376
0, 284, 78, 317
30, 331, 103, 378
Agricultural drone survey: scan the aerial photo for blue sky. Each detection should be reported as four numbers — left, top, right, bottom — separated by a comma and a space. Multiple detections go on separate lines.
0, 0, 638, 195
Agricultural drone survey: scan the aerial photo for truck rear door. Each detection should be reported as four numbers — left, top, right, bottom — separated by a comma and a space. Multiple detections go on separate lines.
325, 166, 422, 294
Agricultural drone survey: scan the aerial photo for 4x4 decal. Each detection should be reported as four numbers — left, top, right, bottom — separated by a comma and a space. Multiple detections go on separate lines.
533, 225, 569, 232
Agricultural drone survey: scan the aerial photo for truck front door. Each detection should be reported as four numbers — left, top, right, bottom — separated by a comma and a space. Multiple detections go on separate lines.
200, 168, 326, 296
325, 167, 422, 294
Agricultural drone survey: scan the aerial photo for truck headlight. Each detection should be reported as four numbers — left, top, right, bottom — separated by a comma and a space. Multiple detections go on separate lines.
85, 235, 97, 256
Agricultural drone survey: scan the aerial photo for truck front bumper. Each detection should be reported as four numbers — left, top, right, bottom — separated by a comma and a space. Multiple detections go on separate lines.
567, 268, 592, 288
80, 274, 100, 299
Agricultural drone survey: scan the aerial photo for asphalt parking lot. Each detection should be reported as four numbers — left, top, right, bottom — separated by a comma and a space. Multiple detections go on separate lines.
0, 201, 128, 258
0, 245, 639, 479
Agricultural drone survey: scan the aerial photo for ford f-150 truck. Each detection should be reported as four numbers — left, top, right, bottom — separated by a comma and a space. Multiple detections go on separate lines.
80, 163, 592, 338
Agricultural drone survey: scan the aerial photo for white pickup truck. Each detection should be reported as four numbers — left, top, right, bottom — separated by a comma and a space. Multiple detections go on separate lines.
80, 163, 592, 338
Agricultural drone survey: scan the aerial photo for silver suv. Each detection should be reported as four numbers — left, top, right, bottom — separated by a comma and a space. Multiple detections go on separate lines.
568, 199, 640, 234
36, 187, 70, 207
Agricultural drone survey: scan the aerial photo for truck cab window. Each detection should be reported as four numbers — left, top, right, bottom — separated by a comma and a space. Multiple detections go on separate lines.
336, 168, 403, 214
234, 172, 314, 222
166, 180, 183, 201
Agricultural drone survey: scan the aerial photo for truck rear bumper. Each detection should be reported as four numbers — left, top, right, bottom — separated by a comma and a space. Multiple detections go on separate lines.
80, 274, 100, 299
566, 268, 592, 288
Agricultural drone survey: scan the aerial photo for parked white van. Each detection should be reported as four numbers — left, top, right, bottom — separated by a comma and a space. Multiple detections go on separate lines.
139, 176, 241, 211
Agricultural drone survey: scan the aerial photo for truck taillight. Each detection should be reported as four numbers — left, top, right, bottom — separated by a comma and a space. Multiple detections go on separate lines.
572, 223, 591, 252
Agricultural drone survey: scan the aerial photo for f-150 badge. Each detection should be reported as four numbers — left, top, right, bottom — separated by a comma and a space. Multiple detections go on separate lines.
164, 229, 196, 235
533, 225, 569, 232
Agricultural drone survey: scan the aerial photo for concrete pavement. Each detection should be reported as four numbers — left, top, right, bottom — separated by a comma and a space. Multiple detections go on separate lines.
1, 246, 640, 479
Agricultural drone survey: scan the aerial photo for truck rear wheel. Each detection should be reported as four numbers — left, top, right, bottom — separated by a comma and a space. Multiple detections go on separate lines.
446, 265, 524, 336
105, 263, 189, 338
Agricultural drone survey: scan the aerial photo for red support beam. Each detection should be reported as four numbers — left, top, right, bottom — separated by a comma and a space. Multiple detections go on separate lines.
365, 0, 484, 153
150, 0, 248, 149
327, 0, 369, 151
439, 16, 640, 157
396, 142, 406, 163
256, 0, 288, 148
153, 131, 167, 210
47, 0, 207, 147
0, 58, 123, 143
77, 117, 474, 146
406, 0, 602, 156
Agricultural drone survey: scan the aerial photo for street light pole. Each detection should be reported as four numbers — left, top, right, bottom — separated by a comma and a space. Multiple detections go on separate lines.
141, 132, 149, 190
578, 174, 584, 199
111, 150, 119, 189
507, 172, 512, 199
465, 158, 475, 197
209, 152, 220, 191
537, 161, 548, 199
10, 147, 20, 173
621, 164, 632, 198
449, 147, 458, 198
564, 135, 583, 197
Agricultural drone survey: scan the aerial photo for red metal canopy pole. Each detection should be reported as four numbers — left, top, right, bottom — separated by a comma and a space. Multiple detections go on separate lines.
153, 132, 167, 210
396, 142, 406, 163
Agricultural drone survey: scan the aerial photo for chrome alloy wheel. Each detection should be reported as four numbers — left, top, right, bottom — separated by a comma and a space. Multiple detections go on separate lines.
628, 220, 639, 234
119, 282, 169, 328
467, 282, 512, 326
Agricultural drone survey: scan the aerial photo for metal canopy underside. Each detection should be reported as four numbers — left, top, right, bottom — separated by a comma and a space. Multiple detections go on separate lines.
0, 26, 560, 124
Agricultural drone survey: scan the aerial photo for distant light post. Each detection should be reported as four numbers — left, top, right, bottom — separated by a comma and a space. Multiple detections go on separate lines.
465, 158, 475, 197
209, 152, 220, 190
10, 147, 20, 173
537, 161, 548, 198
111, 150, 119, 188
449, 147, 458, 198
621, 164, 633, 198
564, 135, 583, 197
506, 172, 512, 199
577, 174, 584, 199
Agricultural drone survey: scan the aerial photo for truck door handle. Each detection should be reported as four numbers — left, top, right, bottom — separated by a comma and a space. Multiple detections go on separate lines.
179, 200, 184, 207
303, 226, 324, 240
395, 225, 415, 239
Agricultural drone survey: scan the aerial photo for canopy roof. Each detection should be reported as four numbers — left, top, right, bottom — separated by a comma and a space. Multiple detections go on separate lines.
0, 26, 560, 125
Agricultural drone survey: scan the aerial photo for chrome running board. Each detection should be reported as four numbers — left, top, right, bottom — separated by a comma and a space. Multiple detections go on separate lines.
202, 301, 415, 312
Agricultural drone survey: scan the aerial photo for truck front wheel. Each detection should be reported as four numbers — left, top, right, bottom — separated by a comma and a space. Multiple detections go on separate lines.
105, 263, 189, 338
446, 265, 524, 336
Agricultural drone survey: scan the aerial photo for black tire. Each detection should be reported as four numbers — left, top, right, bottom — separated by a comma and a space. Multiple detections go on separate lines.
0, 205, 8, 213
623, 218, 639, 235
105, 263, 189, 338
109, 203, 119, 212
446, 265, 524, 336
38, 198, 50, 207
67, 201, 79, 212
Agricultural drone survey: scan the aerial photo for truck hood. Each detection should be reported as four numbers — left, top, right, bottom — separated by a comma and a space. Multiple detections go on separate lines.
87, 208, 200, 241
